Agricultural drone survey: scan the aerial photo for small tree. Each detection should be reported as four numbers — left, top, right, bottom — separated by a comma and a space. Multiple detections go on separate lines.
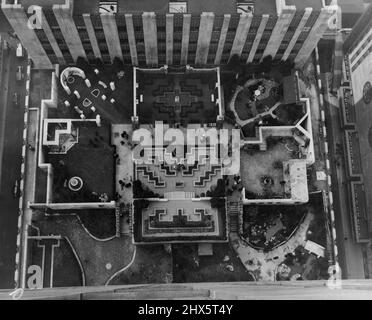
210, 197, 225, 208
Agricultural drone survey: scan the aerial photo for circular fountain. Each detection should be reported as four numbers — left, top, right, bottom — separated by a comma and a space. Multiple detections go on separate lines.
68, 176, 83, 192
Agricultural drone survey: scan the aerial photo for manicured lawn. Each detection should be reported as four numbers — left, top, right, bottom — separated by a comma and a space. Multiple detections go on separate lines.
235, 90, 255, 121
108, 245, 173, 285
77, 209, 116, 239
32, 214, 135, 286
52, 239, 84, 287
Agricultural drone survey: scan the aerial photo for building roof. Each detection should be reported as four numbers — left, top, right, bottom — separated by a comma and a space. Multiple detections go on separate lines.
283, 75, 298, 104
338, 0, 366, 14
1, 0, 328, 15
1, 0, 339, 22
198, 243, 213, 256
343, 2, 372, 52
286, 160, 308, 202
304, 240, 325, 258
288, 0, 323, 11
72, 0, 276, 15
0, 5, 11, 32
338, 0, 366, 28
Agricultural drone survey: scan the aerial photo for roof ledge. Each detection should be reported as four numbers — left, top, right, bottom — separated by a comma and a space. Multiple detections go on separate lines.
52, 0, 73, 14
276, 0, 296, 15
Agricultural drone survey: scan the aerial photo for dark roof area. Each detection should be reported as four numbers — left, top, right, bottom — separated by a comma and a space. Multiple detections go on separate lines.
2, 0, 340, 17
72, 0, 277, 15
71, 0, 326, 15
342, 13, 363, 29
290, 0, 323, 11
339, 0, 368, 28
338, 0, 367, 14
0, 7, 12, 33
343, 2, 372, 52
19, 0, 66, 7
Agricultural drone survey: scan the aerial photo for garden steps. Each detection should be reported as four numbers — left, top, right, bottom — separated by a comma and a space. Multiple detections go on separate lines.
164, 191, 195, 199
120, 204, 132, 236
115, 204, 120, 237
228, 201, 242, 234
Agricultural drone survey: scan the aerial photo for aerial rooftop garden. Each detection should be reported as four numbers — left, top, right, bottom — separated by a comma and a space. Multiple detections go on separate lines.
241, 135, 302, 200
46, 122, 115, 203
51, 58, 133, 124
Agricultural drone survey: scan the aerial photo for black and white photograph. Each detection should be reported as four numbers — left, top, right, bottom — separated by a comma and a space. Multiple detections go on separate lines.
0, 0, 371, 304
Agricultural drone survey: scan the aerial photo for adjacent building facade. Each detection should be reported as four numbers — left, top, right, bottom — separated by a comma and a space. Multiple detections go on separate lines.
1, 0, 337, 69
340, 3, 372, 243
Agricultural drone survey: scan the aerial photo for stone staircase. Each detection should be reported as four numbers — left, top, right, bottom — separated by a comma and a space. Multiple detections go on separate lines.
164, 191, 195, 199
228, 201, 243, 235
120, 203, 132, 237
115, 204, 121, 237
184, 191, 195, 199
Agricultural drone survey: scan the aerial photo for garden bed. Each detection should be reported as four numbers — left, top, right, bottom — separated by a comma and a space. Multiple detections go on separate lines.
242, 205, 307, 250
276, 246, 329, 281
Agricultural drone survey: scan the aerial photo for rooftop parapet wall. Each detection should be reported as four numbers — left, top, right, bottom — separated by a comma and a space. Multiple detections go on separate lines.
38, 69, 59, 204
276, 0, 296, 15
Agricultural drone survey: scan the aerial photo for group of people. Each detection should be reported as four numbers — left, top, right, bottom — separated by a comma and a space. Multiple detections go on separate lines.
118, 179, 132, 191
119, 130, 132, 147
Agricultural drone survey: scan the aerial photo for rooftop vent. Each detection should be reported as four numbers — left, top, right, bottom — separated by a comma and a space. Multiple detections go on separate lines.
169, 1, 187, 13
99, 1, 118, 14
236, 1, 254, 14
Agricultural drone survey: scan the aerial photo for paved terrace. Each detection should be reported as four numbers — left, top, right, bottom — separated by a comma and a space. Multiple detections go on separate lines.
133, 198, 227, 243
241, 136, 301, 197
135, 149, 222, 197
142, 200, 220, 237
137, 71, 219, 125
